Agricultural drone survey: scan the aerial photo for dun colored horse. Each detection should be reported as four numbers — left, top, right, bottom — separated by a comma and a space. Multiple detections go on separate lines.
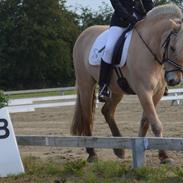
71, 4, 183, 163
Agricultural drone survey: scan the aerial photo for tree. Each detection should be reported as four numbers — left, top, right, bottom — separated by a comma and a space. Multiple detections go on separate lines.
0, 0, 80, 90
2, 0, 183, 90
79, 3, 112, 30
154, 0, 183, 6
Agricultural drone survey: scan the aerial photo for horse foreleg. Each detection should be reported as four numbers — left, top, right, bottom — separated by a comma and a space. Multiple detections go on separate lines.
139, 113, 149, 137
139, 87, 164, 137
138, 91, 172, 164
101, 92, 124, 158
152, 88, 172, 164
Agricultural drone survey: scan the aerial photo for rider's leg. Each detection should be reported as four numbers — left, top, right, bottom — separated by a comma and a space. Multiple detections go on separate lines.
98, 26, 127, 102
98, 59, 113, 102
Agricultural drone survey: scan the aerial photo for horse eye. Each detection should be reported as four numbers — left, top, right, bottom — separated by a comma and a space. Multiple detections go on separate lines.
170, 46, 176, 52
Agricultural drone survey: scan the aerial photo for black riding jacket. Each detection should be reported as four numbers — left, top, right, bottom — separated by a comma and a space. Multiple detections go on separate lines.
110, 0, 154, 27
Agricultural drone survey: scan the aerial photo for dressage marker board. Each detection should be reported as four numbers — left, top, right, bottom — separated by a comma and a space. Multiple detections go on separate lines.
0, 108, 24, 177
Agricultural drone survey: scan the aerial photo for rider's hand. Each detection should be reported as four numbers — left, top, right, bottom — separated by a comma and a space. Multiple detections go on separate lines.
128, 15, 138, 26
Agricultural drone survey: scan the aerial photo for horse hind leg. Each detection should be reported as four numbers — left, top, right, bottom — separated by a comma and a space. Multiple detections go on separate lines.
101, 92, 125, 159
71, 77, 98, 162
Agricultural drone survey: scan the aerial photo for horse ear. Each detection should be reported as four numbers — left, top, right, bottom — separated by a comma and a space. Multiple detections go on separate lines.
169, 19, 181, 32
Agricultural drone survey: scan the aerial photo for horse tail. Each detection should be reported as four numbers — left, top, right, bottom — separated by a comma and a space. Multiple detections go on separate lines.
71, 86, 96, 136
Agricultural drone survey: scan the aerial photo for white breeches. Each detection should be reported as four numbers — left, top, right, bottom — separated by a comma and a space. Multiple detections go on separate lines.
102, 26, 127, 64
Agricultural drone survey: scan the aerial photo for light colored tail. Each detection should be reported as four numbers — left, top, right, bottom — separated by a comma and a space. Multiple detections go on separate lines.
71, 87, 96, 136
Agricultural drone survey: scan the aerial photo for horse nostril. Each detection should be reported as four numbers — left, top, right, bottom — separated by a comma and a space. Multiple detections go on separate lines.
168, 79, 176, 86
167, 79, 180, 86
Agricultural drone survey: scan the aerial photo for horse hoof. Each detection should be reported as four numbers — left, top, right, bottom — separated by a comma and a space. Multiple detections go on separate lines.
160, 158, 174, 165
113, 149, 125, 159
87, 154, 98, 163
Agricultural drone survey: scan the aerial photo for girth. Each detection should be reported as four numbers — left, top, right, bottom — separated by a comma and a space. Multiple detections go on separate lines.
114, 67, 135, 95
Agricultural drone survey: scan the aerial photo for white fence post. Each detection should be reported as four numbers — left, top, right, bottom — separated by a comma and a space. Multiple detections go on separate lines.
171, 93, 180, 105
132, 138, 145, 168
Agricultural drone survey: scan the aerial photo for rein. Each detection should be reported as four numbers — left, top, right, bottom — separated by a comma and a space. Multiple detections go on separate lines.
134, 27, 183, 73
134, 27, 162, 65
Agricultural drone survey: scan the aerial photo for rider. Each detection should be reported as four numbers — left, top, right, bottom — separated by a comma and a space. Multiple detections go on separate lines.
98, 0, 154, 102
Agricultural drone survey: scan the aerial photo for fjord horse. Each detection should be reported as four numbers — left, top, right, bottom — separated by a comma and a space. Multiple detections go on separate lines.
71, 4, 183, 163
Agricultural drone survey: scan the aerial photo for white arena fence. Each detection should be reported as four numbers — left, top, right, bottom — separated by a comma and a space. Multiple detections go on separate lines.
162, 88, 183, 105
4, 87, 183, 168
4, 87, 183, 113
16, 135, 183, 168
4, 86, 76, 95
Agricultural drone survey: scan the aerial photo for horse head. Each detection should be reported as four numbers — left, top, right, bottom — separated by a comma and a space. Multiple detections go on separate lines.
163, 18, 183, 86
142, 4, 183, 86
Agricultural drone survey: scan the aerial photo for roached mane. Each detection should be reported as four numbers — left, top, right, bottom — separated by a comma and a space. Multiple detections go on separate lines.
145, 4, 183, 61
146, 3, 182, 20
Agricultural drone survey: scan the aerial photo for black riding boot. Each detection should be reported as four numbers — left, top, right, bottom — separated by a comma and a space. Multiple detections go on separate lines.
98, 59, 113, 102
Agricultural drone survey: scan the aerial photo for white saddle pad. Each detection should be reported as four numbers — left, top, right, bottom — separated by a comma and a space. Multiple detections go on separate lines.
89, 29, 133, 67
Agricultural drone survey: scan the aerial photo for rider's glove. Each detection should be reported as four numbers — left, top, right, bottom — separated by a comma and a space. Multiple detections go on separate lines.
128, 15, 138, 26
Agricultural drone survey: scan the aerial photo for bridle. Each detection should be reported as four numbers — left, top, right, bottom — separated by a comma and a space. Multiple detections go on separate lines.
134, 27, 183, 75
162, 31, 183, 74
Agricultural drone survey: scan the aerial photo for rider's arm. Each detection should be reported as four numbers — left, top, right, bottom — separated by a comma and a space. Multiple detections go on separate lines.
110, 0, 137, 24
142, 0, 154, 12
110, 0, 130, 19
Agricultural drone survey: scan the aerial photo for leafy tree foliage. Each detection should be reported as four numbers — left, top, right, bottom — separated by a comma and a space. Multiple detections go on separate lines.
79, 0, 183, 30
0, 91, 8, 108
154, 0, 183, 5
0, 0, 79, 90
0, 0, 182, 90
79, 3, 112, 30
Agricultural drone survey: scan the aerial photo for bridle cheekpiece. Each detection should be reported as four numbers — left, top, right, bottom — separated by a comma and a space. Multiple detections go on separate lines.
161, 30, 183, 74
135, 27, 183, 74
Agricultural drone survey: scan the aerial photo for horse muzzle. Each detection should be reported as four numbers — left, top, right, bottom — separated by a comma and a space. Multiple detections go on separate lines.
165, 72, 181, 86
167, 78, 181, 86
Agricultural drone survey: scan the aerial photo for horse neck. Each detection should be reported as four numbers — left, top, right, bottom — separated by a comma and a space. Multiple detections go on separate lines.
141, 17, 175, 62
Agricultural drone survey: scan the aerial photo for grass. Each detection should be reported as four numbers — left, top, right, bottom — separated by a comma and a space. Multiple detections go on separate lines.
1, 157, 183, 183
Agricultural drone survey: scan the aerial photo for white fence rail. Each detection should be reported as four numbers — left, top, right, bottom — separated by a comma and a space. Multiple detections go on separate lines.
4, 87, 76, 95
161, 88, 183, 105
6, 87, 183, 113
7, 94, 77, 113
16, 135, 183, 168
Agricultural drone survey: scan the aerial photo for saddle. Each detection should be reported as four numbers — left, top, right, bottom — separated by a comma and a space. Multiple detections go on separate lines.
112, 26, 136, 95
112, 29, 129, 65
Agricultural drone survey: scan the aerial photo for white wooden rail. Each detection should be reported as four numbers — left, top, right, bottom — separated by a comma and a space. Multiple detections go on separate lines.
6, 87, 183, 113
4, 87, 76, 95
16, 136, 183, 168
161, 88, 183, 105
7, 95, 77, 113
